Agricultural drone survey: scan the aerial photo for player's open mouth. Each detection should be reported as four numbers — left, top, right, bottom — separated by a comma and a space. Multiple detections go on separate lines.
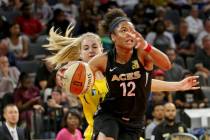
126, 39, 134, 44
89, 54, 96, 58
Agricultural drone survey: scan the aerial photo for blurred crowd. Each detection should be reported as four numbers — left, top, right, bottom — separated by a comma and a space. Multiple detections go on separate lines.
0, 0, 210, 140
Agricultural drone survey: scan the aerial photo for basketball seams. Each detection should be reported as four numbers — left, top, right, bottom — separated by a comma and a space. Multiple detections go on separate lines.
82, 63, 94, 93
63, 62, 78, 94
61, 61, 94, 96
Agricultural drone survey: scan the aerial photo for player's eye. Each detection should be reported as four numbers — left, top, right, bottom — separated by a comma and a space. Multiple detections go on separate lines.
83, 46, 89, 50
121, 29, 127, 32
92, 44, 98, 48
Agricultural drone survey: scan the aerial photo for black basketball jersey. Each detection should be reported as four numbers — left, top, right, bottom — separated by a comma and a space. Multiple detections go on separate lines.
101, 49, 152, 120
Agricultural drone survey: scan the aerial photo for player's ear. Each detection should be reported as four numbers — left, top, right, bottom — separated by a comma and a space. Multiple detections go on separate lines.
111, 33, 116, 42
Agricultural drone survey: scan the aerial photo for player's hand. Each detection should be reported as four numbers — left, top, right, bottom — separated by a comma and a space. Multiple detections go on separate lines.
179, 76, 200, 91
56, 62, 77, 87
56, 68, 65, 87
131, 29, 147, 50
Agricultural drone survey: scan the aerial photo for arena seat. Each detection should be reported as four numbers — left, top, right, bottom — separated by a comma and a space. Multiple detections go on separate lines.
28, 42, 48, 60
186, 57, 194, 70
16, 60, 40, 74
201, 87, 210, 106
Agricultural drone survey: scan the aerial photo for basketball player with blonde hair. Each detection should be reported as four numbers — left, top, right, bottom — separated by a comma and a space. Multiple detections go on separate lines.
45, 27, 107, 140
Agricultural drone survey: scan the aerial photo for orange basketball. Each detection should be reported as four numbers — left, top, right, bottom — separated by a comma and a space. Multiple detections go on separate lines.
59, 61, 94, 95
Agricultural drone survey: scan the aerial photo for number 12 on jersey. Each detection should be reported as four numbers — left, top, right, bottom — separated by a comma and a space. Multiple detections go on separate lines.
120, 81, 136, 96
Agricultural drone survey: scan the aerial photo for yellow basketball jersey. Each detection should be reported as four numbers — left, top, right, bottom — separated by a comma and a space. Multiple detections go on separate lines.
79, 78, 108, 140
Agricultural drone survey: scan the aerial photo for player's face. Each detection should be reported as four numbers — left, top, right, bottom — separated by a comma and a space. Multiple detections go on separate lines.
112, 21, 136, 50
4, 106, 19, 125
164, 104, 176, 122
80, 37, 103, 62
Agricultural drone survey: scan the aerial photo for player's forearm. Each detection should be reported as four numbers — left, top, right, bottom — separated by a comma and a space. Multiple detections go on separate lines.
151, 79, 181, 92
147, 47, 171, 71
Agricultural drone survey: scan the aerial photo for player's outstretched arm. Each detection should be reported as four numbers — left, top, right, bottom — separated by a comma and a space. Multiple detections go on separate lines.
88, 53, 108, 75
151, 76, 200, 92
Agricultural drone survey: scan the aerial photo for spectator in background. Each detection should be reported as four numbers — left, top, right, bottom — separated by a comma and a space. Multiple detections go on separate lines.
32, 0, 53, 27
4, 23, 29, 60
0, 0, 22, 11
53, 0, 79, 25
141, 0, 156, 23
185, 5, 203, 37
174, 19, 196, 66
0, 56, 20, 99
74, 9, 97, 35
56, 109, 82, 140
164, 48, 186, 81
0, 0, 22, 24
47, 87, 69, 110
131, 4, 151, 37
116, 0, 138, 15
154, 7, 176, 33
47, 9, 70, 35
0, 104, 26, 140
145, 103, 164, 140
45, 86, 69, 134
196, 18, 210, 48
146, 19, 176, 52
97, 20, 113, 52
0, 39, 16, 67
34, 61, 56, 91
16, 2, 43, 42
98, 0, 119, 15
174, 70, 208, 109
193, 34, 210, 86
151, 103, 188, 140
75, 0, 101, 35
14, 72, 44, 130
0, 16, 9, 39
203, 2, 210, 19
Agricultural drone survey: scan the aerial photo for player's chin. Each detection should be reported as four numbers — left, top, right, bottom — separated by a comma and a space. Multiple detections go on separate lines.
125, 44, 135, 49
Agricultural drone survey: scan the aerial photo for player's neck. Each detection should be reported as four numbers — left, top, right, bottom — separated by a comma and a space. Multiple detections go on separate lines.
67, 127, 76, 135
115, 47, 133, 64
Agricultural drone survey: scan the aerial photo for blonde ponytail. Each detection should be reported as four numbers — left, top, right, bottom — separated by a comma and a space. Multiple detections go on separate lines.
44, 26, 81, 68
44, 25, 102, 69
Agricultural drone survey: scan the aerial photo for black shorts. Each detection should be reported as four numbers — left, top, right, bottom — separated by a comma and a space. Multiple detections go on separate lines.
92, 111, 144, 140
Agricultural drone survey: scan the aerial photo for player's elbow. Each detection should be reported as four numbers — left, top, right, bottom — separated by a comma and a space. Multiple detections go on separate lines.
162, 61, 172, 71
166, 63, 172, 70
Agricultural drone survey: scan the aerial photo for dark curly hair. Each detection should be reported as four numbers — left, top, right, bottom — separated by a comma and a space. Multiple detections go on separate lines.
101, 8, 127, 33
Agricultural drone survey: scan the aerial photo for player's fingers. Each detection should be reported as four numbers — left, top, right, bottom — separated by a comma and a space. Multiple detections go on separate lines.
192, 79, 197, 83
191, 87, 200, 90
190, 76, 199, 80
135, 42, 140, 49
193, 81, 200, 86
